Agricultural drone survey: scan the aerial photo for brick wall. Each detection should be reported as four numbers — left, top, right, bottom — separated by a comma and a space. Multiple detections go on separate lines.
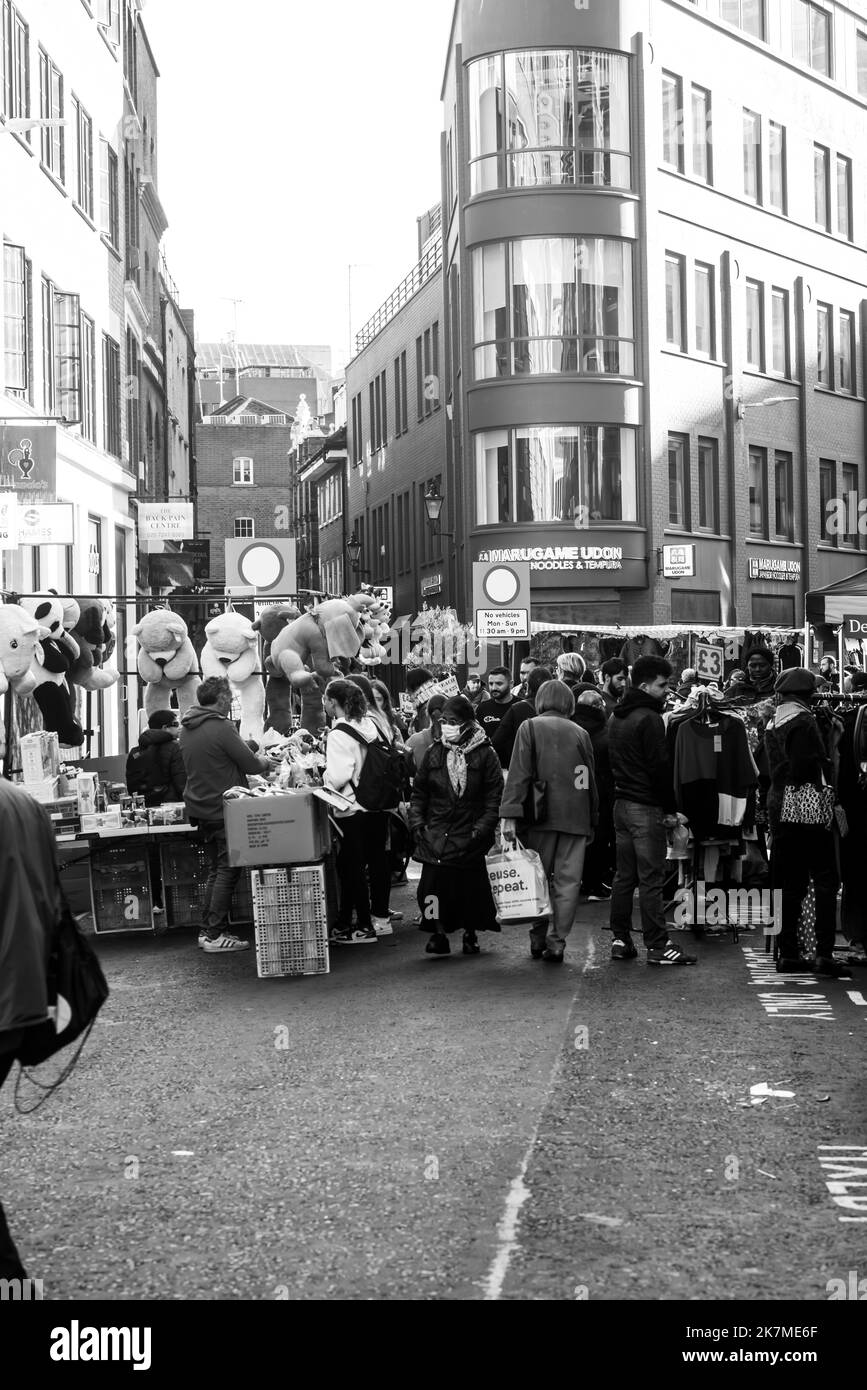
196, 424, 296, 582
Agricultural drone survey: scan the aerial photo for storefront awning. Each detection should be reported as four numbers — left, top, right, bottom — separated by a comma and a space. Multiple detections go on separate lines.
805, 568, 867, 626
530, 622, 796, 640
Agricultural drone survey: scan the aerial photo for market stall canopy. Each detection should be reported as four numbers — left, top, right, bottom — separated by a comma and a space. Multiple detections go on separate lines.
530, 623, 794, 639
805, 568, 867, 626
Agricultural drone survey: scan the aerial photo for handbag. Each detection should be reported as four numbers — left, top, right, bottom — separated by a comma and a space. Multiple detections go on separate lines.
15, 880, 110, 1114
779, 781, 836, 829
522, 721, 548, 826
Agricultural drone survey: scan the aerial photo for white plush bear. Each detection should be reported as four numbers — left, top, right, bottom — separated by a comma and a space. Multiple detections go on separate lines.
132, 609, 200, 717
0, 603, 43, 698
201, 610, 265, 744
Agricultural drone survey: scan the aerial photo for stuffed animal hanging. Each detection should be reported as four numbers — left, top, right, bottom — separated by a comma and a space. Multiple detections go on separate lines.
132, 609, 200, 718
252, 604, 299, 736
268, 593, 380, 733
201, 609, 265, 744
19, 593, 84, 746
69, 596, 120, 691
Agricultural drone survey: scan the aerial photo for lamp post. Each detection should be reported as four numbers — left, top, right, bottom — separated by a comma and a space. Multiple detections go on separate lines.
423, 482, 454, 538
347, 529, 362, 584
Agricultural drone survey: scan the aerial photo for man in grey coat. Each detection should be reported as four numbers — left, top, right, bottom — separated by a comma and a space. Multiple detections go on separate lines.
499, 680, 598, 962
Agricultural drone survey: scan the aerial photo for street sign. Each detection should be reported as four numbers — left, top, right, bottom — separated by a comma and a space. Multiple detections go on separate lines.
137, 502, 195, 541
18, 502, 74, 545
473, 560, 531, 639
662, 543, 695, 578
224, 538, 297, 596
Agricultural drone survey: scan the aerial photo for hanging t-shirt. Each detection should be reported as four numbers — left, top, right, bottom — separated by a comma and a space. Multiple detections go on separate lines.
673, 714, 758, 839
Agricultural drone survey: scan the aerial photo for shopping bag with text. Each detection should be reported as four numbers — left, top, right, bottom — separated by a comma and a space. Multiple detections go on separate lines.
485, 840, 551, 921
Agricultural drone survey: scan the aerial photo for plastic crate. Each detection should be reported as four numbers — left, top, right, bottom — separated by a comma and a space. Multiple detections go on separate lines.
164, 880, 206, 928
159, 839, 210, 886
90, 844, 153, 934
252, 864, 331, 978
229, 870, 254, 925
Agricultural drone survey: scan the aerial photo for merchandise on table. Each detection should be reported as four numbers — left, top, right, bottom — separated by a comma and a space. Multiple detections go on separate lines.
19, 730, 61, 783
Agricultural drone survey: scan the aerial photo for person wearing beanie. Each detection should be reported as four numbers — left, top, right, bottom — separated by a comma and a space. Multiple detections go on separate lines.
763, 667, 849, 978
408, 693, 503, 956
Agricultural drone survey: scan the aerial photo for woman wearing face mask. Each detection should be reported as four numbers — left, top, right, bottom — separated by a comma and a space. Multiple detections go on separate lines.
408, 694, 503, 956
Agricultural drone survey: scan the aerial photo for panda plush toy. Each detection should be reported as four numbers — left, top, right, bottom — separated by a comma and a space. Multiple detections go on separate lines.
20, 593, 85, 746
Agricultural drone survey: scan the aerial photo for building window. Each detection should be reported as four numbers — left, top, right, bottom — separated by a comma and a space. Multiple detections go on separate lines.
97, 0, 121, 47
819, 459, 835, 540
416, 324, 439, 415
742, 109, 761, 202
80, 313, 96, 443
72, 97, 94, 218
753, 594, 795, 626
745, 279, 763, 370
841, 463, 859, 546
467, 49, 631, 193
665, 254, 685, 351
232, 456, 253, 485
41, 278, 81, 420
233, 517, 254, 539
814, 144, 830, 229
720, 0, 764, 38
671, 590, 721, 624
770, 288, 789, 377
371, 368, 387, 447
697, 437, 719, 532
317, 472, 342, 527
792, 0, 831, 76
691, 85, 712, 183
838, 310, 855, 394
99, 139, 120, 247
350, 392, 363, 465
102, 334, 121, 457
836, 155, 852, 240
668, 434, 689, 529
662, 71, 683, 172
858, 31, 867, 97
3, 241, 30, 399
2, 2, 29, 128
394, 353, 406, 434
472, 237, 634, 379
694, 263, 714, 358
748, 446, 767, 537
817, 303, 832, 387
38, 48, 64, 180
774, 450, 794, 540
768, 121, 786, 213
125, 329, 140, 472
475, 424, 637, 526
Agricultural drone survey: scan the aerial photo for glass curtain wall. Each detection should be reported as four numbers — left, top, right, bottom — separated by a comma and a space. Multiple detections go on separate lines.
475, 426, 637, 526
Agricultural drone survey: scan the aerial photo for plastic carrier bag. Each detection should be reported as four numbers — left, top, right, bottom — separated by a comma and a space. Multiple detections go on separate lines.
486, 838, 552, 921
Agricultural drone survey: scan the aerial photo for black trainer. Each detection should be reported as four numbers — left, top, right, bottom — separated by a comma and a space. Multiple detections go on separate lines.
647, 942, 697, 966
611, 937, 638, 960
812, 956, 852, 979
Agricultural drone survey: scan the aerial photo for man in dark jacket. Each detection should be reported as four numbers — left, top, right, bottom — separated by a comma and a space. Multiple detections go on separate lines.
598, 658, 628, 716
492, 667, 552, 768
180, 676, 272, 953
0, 779, 60, 1281
126, 710, 186, 806
573, 689, 614, 900
607, 656, 697, 966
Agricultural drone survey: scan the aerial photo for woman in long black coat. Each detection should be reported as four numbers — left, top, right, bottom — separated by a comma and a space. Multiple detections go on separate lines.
409, 694, 503, 956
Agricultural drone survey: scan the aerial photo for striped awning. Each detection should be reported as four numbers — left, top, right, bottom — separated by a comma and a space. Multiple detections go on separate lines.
805, 568, 867, 626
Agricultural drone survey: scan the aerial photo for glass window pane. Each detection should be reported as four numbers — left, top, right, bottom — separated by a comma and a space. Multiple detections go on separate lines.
475, 429, 510, 524
814, 145, 829, 227
662, 73, 681, 169
575, 51, 630, 188
811, 3, 829, 74
836, 156, 851, 239
775, 453, 792, 538
743, 110, 760, 200
665, 256, 683, 349
691, 86, 709, 181
817, 305, 830, 385
768, 122, 785, 211
746, 281, 762, 368
468, 56, 503, 162
819, 461, 834, 537
698, 439, 717, 531
749, 449, 765, 535
858, 33, 867, 97
695, 264, 713, 356
668, 436, 686, 526
505, 51, 573, 182
792, 0, 810, 64
839, 311, 854, 392
771, 290, 788, 375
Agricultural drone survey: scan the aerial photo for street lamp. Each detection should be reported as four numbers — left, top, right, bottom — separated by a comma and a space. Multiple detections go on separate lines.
736, 395, 799, 420
347, 529, 362, 575
423, 482, 454, 538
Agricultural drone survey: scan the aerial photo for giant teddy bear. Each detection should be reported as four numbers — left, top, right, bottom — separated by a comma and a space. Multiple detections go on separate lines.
0, 603, 44, 760
69, 595, 120, 691
20, 593, 85, 746
132, 609, 200, 718
252, 603, 299, 736
269, 593, 385, 734
201, 609, 265, 744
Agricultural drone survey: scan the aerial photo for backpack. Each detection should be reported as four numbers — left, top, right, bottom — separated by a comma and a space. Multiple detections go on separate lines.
335, 722, 404, 812
127, 743, 172, 806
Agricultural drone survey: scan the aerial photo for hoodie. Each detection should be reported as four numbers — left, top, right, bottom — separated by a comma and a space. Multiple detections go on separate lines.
179, 705, 271, 823
126, 727, 186, 806
324, 715, 380, 815
608, 688, 676, 812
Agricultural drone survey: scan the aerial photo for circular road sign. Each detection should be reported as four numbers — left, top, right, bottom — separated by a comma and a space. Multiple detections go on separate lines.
237, 542, 285, 590
483, 565, 521, 605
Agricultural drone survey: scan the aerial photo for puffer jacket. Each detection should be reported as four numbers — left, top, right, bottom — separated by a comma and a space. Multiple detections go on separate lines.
409, 736, 503, 866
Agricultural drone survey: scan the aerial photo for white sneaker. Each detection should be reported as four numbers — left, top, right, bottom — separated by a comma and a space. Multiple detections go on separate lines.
372, 916, 393, 936
202, 932, 250, 953
197, 931, 208, 949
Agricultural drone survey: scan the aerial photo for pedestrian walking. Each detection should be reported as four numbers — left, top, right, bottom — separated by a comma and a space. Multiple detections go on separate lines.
572, 688, 614, 900
461, 673, 486, 710
408, 694, 502, 956
512, 655, 539, 699
492, 666, 552, 768
371, 678, 408, 743
406, 693, 446, 773
0, 779, 62, 1281
764, 668, 848, 977
499, 680, 598, 963
555, 651, 587, 694
179, 676, 272, 953
475, 666, 516, 743
323, 679, 393, 944
597, 658, 628, 716
607, 656, 697, 966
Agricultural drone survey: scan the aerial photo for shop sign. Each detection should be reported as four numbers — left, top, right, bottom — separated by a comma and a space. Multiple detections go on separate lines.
475, 532, 646, 589
662, 544, 695, 579
843, 616, 867, 638
0, 425, 57, 494
17, 502, 74, 545
0, 493, 18, 549
748, 556, 801, 582
137, 503, 195, 541
179, 539, 210, 579
421, 573, 442, 596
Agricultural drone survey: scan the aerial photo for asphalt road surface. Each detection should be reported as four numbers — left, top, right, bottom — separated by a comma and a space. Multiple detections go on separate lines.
2, 873, 865, 1302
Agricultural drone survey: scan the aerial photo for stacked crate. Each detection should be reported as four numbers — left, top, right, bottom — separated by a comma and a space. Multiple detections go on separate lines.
251, 863, 335, 978
159, 838, 210, 928
90, 843, 153, 934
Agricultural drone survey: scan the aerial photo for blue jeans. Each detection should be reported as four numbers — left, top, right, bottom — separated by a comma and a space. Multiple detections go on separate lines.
199, 821, 241, 935
609, 800, 669, 949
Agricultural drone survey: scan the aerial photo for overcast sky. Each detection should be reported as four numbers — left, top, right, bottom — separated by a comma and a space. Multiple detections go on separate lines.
144, 0, 455, 373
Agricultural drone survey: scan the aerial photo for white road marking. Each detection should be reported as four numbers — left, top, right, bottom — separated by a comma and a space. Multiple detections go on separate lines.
480, 929, 594, 1300
846, 991, 867, 1007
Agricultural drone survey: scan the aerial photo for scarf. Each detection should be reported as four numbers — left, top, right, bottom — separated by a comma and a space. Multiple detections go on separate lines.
445, 723, 487, 796
772, 700, 809, 729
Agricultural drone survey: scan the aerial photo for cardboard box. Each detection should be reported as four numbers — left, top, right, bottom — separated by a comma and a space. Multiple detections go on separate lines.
24, 776, 60, 803
80, 808, 123, 833
20, 731, 60, 783
224, 789, 330, 867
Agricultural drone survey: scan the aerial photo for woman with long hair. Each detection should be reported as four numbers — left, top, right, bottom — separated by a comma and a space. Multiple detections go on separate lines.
346, 673, 402, 923
324, 679, 390, 944
409, 694, 503, 956
500, 680, 598, 963
370, 678, 407, 744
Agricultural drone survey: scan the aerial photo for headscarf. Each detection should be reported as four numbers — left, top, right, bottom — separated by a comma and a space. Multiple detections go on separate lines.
443, 719, 487, 796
